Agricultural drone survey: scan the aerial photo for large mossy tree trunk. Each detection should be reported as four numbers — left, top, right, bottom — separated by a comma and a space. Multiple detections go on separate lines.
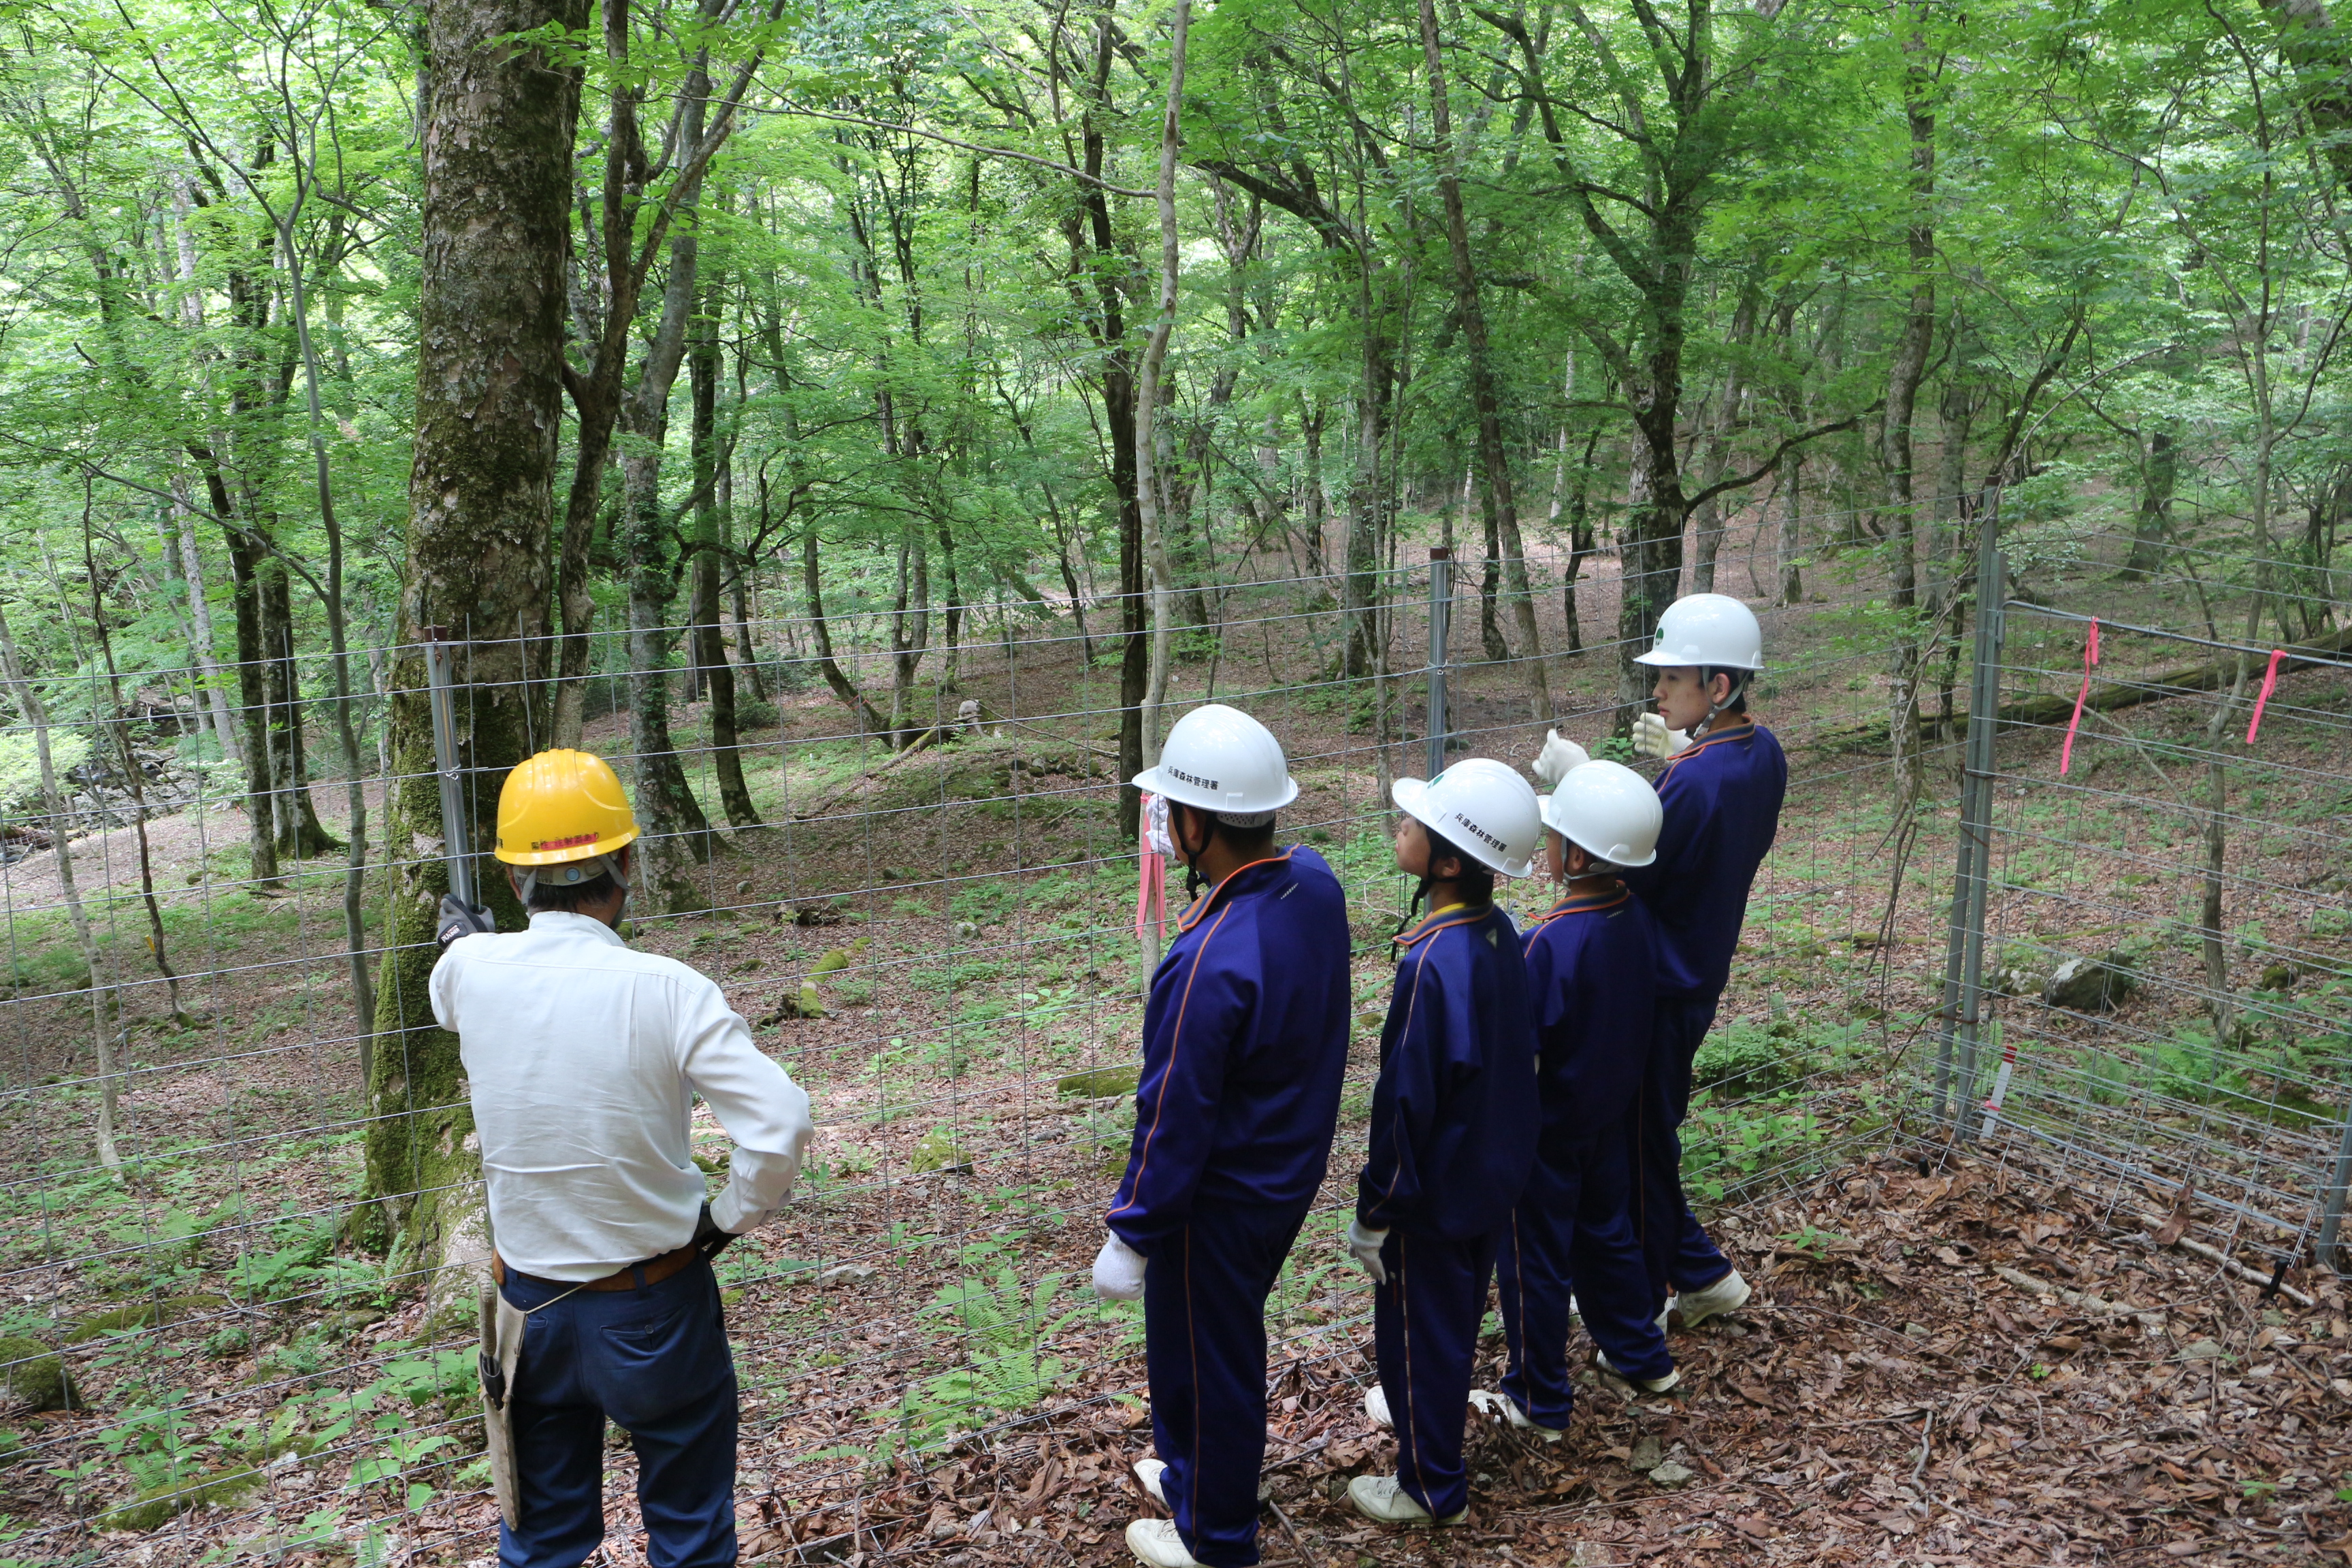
363, 0, 585, 1320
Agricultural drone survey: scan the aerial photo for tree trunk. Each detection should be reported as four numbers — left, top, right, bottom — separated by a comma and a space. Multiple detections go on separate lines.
1778, 453, 1806, 606
885, 529, 932, 742
802, 526, 890, 736
1884, 8, 1938, 804
171, 482, 243, 767
1420, 0, 1548, 717
363, 0, 584, 1309
2119, 424, 2177, 581
218, 520, 282, 885
1688, 277, 1761, 593
690, 266, 760, 829
0, 600, 122, 1171
260, 561, 340, 860
617, 115, 717, 909
1137, 0, 1191, 767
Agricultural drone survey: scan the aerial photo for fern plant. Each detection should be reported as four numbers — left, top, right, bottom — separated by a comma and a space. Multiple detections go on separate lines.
906, 1258, 1088, 1448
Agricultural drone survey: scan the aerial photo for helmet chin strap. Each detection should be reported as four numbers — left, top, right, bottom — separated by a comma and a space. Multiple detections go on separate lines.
1698, 668, 1749, 734
1177, 806, 1208, 901
1392, 872, 1435, 940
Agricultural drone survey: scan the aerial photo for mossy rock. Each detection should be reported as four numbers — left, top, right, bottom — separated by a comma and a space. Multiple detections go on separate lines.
95, 1467, 263, 1532
0, 1336, 77, 1410
67, 1293, 229, 1343
1056, 1066, 1139, 1100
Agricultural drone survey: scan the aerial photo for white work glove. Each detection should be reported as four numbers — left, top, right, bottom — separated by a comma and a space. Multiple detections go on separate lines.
1633, 711, 1691, 760
1345, 1218, 1390, 1285
1531, 730, 1590, 789
1092, 1232, 1147, 1301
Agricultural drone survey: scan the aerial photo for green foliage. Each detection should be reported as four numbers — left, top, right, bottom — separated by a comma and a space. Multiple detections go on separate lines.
904, 1250, 1090, 1448
0, 729, 88, 810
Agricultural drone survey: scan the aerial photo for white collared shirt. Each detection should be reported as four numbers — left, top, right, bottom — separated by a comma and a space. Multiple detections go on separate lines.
430, 910, 814, 1281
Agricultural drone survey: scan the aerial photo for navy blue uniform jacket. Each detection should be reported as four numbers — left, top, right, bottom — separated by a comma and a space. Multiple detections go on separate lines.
1520, 886, 1658, 1147
1357, 904, 1537, 1239
1107, 847, 1352, 1250
1619, 718, 1787, 1003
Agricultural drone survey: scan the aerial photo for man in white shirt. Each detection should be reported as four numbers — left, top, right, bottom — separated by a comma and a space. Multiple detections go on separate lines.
432, 748, 813, 1568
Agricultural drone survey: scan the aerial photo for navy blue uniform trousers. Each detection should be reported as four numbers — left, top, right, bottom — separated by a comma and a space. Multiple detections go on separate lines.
1637, 997, 1735, 1311
1145, 1200, 1309, 1567
1495, 1123, 1671, 1428
497, 1258, 738, 1568
1372, 1229, 1496, 1520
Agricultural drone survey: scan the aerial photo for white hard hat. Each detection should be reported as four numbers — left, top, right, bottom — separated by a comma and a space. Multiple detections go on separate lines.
1541, 759, 1663, 868
1633, 592, 1765, 671
1392, 757, 1544, 879
1132, 703, 1300, 817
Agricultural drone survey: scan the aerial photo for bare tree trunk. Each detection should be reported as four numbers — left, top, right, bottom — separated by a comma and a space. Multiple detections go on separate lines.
1778, 453, 1806, 606
365, 0, 583, 1301
2119, 423, 2177, 581
170, 482, 243, 766
801, 526, 890, 736
1884, 7, 1939, 805
1135, 0, 1190, 767
690, 265, 760, 829
0, 600, 120, 1171
1420, 0, 1548, 718
1688, 278, 1761, 593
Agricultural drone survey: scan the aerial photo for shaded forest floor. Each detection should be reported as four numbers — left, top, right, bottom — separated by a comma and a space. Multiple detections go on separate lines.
1, 517, 2349, 1563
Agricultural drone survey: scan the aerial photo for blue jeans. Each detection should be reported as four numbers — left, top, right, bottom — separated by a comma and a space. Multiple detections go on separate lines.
1637, 997, 1735, 1311
497, 1258, 737, 1568
1141, 1200, 1310, 1567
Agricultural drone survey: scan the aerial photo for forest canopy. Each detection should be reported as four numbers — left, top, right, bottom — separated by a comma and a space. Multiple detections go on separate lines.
0, 0, 2346, 973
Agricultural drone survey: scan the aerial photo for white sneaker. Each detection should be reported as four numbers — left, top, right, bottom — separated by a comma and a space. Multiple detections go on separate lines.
1347, 1473, 1466, 1528
1671, 1269, 1751, 1328
1133, 1457, 1167, 1507
1126, 1518, 1200, 1567
1365, 1384, 1392, 1428
1593, 1348, 1681, 1394
1467, 1388, 1561, 1441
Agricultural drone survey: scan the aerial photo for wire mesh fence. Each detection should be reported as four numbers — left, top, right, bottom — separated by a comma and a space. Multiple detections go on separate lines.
0, 493, 2340, 1564
1919, 519, 2352, 1292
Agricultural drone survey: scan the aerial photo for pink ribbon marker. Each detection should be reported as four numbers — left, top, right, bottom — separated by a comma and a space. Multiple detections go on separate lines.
2245, 648, 2285, 745
1135, 792, 1169, 941
2059, 617, 2100, 776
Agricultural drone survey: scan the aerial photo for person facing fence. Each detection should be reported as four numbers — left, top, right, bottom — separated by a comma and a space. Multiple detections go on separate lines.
1090, 704, 1353, 1568
1612, 593, 1788, 1329
1348, 758, 1541, 1529
433, 747, 815, 1568
1490, 759, 1678, 1439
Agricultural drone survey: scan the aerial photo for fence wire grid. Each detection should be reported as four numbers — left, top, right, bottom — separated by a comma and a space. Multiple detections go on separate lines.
0, 494, 2342, 1565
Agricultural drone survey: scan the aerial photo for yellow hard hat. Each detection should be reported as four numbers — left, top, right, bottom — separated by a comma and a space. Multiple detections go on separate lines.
495, 749, 639, 865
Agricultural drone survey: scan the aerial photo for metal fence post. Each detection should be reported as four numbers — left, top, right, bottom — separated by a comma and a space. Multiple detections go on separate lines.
2320, 1110, 2352, 1275
425, 627, 478, 910
1932, 494, 2004, 1134
1426, 548, 1452, 779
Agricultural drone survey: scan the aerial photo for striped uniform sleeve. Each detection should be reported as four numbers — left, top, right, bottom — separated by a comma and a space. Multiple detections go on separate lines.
1105, 906, 1253, 1250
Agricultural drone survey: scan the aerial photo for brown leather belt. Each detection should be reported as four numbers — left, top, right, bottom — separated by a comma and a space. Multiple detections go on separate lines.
491, 1242, 704, 1294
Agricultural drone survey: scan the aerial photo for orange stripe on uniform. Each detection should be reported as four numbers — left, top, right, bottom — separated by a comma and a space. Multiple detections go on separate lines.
1109, 900, 1239, 1220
